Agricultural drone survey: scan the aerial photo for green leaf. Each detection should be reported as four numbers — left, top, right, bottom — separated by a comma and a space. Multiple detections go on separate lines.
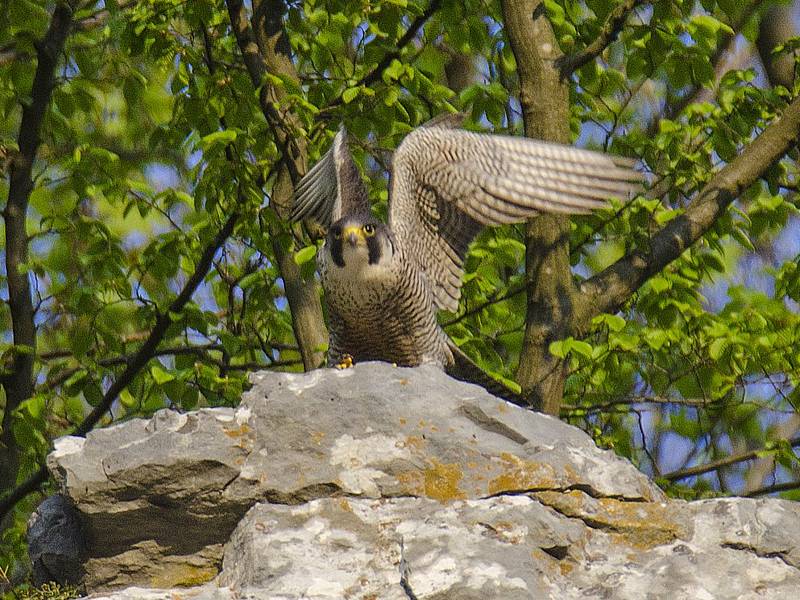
382, 59, 406, 83
119, 389, 137, 408
691, 14, 734, 37
549, 340, 567, 358
729, 226, 754, 252
570, 340, 594, 357
294, 245, 317, 265
593, 314, 626, 332
670, 412, 703, 441
198, 129, 238, 150
151, 365, 175, 385
342, 87, 360, 104
708, 338, 728, 360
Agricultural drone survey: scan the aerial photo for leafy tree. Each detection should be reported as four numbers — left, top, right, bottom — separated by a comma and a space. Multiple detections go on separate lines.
1, 0, 799, 589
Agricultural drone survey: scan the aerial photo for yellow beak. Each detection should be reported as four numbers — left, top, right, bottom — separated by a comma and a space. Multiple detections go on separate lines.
342, 225, 366, 246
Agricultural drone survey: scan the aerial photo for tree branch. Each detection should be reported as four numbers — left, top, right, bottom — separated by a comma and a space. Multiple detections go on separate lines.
576, 93, 800, 333
77, 214, 238, 436
757, 4, 797, 90
644, 0, 760, 136
40, 343, 225, 392
224, 0, 328, 370
0, 211, 239, 523
555, 0, 646, 79
561, 394, 717, 418
325, 0, 443, 109
226, 0, 304, 186
744, 415, 800, 494
0, 1, 136, 67
1, 1, 72, 511
500, 0, 574, 415
746, 479, 800, 498
662, 436, 800, 482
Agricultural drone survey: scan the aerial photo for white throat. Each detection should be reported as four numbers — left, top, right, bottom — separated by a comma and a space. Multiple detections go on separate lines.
323, 241, 393, 283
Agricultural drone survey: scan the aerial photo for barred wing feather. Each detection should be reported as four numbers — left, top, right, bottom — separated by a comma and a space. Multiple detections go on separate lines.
388, 127, 642, 313
291, 127, 371, 229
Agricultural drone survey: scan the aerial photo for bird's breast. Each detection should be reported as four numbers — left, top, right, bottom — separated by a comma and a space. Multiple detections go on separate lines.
320, 254, 399, 316
319, 250, 440, 362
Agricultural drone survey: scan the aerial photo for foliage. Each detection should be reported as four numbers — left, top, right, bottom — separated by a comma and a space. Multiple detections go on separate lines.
1, 566, 78, 600
5, 583, 79, 600
1, 0, 799, 586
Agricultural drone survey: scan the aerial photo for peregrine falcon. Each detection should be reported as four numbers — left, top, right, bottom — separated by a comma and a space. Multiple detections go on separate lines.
291, 115, 641, 393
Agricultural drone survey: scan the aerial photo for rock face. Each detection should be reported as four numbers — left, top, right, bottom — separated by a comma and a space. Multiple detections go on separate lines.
27, 494, 86, 586
42, 363, 800, 599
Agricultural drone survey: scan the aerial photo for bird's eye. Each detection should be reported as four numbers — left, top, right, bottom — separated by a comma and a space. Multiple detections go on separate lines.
363, 224, 375, 236
333, 230, 342, 239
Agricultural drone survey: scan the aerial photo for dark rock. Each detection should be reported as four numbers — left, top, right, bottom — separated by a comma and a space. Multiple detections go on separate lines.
27, 494, 86, 586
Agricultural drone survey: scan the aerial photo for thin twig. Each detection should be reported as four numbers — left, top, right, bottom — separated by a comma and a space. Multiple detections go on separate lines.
662, 436, 800, 482
746, 480, 800, 497
0, 212, 239, 523
324, 0, 443, 110
556, 0, 646, 79
442, 284, 525, 328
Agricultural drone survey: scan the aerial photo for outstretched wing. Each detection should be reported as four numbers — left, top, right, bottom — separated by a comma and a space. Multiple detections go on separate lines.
290, 127, 371, 229
388, 124, 643, 313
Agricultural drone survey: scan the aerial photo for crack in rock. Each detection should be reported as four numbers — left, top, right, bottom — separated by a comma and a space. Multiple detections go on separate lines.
398, 537, 419, 600
721, 542, 797, 570
458, 404, 529, 445
540, 545, 570, 560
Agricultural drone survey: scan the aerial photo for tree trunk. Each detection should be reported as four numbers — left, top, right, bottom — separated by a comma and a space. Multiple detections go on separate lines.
227, 0, 328, 369
1, 2, 72, 529
501, 0, 575, 415
757, 3, 797, 90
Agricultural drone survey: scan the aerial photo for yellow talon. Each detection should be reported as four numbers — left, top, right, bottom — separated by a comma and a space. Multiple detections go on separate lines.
335, 354, 354, 369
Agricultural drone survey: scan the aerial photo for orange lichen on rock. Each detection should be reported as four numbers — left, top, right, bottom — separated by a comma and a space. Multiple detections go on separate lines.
487, 452, 558, 495
400, 435, 426, 451
395, 459, 467, 502
223, 423, 251, 438
423, 460, 467, 502
533, 490, 686, 549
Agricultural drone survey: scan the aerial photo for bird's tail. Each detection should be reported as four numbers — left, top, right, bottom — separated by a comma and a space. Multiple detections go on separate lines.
445, 341, 538, 411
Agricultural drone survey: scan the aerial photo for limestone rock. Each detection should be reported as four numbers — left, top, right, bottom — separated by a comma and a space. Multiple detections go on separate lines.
212, 494, 800, 600
42, 363, 800, 598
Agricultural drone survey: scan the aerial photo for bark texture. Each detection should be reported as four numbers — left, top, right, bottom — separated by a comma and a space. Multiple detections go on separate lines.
501, 0, 573, 415
1, 3, 73, 519
226, 0, 328, 370
757, 3, 798, 90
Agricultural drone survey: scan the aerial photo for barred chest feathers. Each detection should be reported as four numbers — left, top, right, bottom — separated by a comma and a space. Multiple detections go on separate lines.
319, 246, 403, 319
318, 216, 448, 366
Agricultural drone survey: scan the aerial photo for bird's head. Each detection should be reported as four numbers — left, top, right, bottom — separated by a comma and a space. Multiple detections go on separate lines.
325, 216, 394, 269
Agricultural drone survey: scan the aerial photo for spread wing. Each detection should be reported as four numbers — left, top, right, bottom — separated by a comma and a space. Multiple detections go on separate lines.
290, 127, 370, 229
388, 125, 643, 312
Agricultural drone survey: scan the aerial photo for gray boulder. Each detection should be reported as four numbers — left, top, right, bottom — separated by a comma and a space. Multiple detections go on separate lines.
27, 494, 86, 586
41, 363, 800, 598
